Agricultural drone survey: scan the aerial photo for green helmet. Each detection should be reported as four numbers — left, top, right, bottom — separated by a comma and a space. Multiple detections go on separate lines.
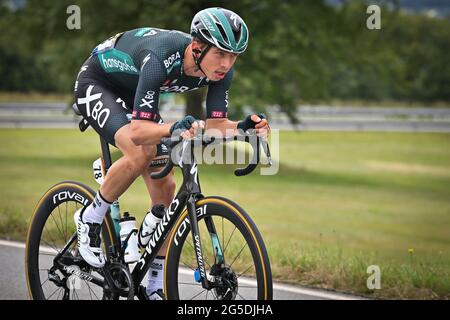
190, 7, 249, 54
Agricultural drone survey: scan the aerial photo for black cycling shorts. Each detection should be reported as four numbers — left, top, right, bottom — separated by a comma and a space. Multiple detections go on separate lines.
74, 57, 168, 164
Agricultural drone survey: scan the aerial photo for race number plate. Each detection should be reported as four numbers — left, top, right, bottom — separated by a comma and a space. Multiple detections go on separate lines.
92, 157, 105, 185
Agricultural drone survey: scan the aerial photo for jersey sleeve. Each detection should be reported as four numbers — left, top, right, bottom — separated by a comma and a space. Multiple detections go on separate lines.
132, 51, 166, 123
205, 68, 234, 119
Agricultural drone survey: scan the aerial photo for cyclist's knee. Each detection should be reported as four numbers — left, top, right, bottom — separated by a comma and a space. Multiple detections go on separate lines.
142, 144, 157, 160
162, 173, 176, 196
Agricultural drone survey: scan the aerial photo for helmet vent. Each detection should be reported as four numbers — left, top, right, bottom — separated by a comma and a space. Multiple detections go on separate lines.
216, 23, 229, 45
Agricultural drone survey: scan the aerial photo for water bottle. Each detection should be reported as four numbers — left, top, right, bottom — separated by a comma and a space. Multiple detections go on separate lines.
110, 200, 121, 238
119, 212, 140, 263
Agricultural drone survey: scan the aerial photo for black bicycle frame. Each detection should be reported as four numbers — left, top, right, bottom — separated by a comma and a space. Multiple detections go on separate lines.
130, 140, 223, 290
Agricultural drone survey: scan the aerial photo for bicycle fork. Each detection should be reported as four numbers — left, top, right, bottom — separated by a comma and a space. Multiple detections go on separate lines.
187, 195, 225, 291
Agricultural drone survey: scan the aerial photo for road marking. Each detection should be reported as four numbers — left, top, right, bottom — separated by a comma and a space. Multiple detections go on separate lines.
0, 239, 363, 300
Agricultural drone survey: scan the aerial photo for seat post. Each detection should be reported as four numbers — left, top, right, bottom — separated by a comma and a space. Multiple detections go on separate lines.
100, 136, 112, 174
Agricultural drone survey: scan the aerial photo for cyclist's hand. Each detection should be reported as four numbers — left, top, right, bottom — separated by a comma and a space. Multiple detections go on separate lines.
237, 113, 270, 138
170, 115, 205, 139
181, 119, 205, 139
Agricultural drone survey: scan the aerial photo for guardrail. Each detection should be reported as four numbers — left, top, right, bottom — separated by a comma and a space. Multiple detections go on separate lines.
1, 102, 450, 132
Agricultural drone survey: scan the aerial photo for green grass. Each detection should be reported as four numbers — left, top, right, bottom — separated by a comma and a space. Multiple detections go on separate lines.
0, 128, 449, 299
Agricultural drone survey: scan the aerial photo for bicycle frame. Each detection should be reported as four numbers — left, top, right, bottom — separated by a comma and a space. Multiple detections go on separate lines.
130, 139, 224, 290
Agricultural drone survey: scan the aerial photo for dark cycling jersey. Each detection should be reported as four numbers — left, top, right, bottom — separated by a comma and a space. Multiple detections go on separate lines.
74, 27, 234, 155
81, 27, 232, 123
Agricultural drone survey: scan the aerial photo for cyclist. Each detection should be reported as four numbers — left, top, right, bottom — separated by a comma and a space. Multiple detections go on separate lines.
73, 7, 270, 300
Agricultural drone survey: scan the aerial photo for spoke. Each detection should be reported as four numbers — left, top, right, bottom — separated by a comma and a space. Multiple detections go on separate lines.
189, 288, 207, 300
47, 287, 62, 300
57, 203, 67, 243
185, 240, 212, 270
43, 224, 60, 253
221, 217, 225, 264
178, 281, 203, 286
40, 277, 49, 287
237, 264, 255, 279
238, 285, 258, 289
229, 242, 248, 269
223, 226, 237, 256
56, 289, 62, 300
181, 260, 197, 272
211, 288, 218, 300
85, 281, 101, 300
237, 291, 246, 300
49, 211, 66, 245
39, 252, 57, 257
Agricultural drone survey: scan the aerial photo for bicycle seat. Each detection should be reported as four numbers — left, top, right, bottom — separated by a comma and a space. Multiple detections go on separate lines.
72, 103, 90, 132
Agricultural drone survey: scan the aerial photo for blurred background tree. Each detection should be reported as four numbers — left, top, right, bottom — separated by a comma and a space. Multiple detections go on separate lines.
0, 0, 449, 122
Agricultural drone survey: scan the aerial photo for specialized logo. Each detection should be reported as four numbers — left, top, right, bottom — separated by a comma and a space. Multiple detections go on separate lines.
116, 98, 128, 110
136, 199, 181, 270
225, 90, 229, 109
74, 66, 88, 92
190, 163, 199, 185
194, 234, 206, 278
230, 14, 239, 28
64, 265, 93, 282
141, 53, 152, 70
77, 85, 110, 128
98, 49, 139, 74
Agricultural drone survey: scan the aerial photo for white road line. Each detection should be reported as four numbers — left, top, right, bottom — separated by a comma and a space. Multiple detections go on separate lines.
0, 239, 363, 300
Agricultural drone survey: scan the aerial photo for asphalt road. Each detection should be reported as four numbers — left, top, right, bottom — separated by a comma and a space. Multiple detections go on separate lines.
0, 239, 362, 300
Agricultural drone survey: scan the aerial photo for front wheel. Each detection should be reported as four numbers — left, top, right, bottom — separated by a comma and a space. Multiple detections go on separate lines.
164, 196, 272, 300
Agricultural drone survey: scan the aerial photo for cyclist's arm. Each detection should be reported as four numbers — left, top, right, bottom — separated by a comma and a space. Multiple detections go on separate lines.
204, 69, 239, 136
130, 52, 173, 145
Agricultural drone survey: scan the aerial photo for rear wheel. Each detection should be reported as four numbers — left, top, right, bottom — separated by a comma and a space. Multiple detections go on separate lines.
164, 196, 272, 300
26, 181, 118, 300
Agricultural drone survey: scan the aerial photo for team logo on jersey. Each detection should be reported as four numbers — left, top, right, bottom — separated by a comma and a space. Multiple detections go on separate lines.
139, 91, 156, 109
77, 85, 110, 128
164, 51, 181, 73
98, 49, 139, 75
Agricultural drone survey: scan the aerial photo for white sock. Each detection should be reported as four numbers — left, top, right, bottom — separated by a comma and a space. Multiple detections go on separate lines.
146, 256, 165, 295
82, 191, 112, 224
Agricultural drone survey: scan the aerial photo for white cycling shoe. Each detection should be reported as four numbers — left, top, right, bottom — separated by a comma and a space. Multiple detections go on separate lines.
138, 205, 164, 248
74, 208, 106, 268
147, 289, 164, 300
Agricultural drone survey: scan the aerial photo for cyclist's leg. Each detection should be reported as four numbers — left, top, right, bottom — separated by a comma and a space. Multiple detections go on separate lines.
76, 80, 156, 204
101, 125, 157, 202
140, 143, 176, 299
74, 75, 156, 267
142, 143, 176, 209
